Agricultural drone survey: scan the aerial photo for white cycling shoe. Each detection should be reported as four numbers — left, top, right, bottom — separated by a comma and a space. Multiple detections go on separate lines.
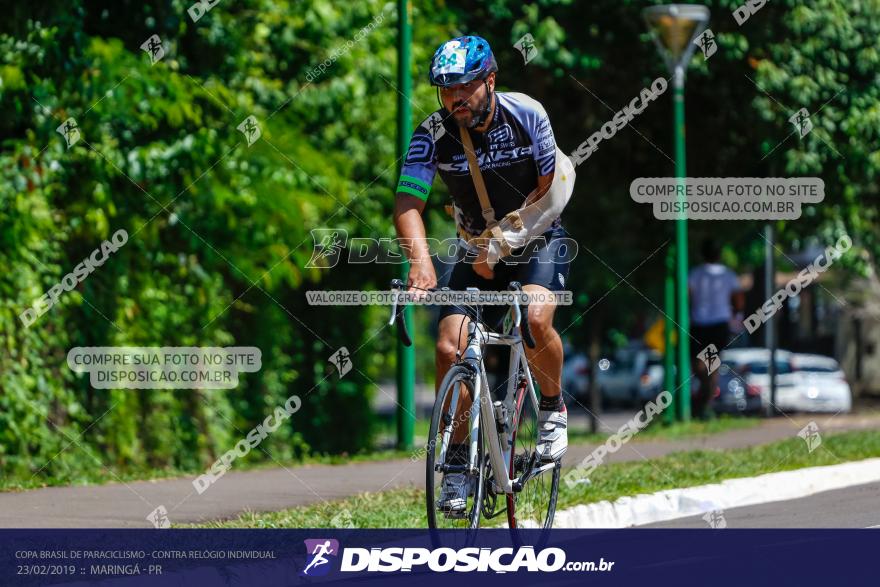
536, 408, 568, 462
438, 473, 470, 518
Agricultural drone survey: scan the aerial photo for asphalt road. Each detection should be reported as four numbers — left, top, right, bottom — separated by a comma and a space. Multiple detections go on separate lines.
642, 481, 880, 528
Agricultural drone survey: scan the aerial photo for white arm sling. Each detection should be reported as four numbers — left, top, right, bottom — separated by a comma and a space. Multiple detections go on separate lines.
458, 126, 575, 268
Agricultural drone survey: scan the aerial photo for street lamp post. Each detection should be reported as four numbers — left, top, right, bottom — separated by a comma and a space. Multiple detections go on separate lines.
643, 4, 710, 422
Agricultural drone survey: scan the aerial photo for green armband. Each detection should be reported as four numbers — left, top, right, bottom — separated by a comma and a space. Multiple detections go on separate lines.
396, 175, 432, 201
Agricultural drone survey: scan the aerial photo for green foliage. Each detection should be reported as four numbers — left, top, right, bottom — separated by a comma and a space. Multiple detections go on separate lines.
451, 0, 880, 345
0, 0, 454, 482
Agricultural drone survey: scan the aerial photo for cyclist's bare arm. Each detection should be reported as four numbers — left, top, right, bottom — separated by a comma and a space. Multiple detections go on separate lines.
523, 172, 554, 207
394, 193, 437, 293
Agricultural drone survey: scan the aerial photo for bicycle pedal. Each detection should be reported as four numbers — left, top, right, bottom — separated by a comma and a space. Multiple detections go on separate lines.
440, 507, 468, 519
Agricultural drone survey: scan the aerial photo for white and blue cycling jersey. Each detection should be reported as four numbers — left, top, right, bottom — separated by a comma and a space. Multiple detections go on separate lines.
396, 92, 560, 237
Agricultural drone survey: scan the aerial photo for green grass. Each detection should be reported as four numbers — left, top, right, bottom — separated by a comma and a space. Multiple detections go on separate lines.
190, 428, 880, 529
555, 428, 880, 513
1, 414, 759, 493
569, 413, 760, 443
0, 447, 414, 493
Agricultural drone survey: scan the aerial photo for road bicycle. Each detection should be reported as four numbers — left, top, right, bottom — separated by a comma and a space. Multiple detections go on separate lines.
389, 279, 561, 543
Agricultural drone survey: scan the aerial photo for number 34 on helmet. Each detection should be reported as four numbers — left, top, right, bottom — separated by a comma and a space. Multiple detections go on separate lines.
429, 36, 498, 87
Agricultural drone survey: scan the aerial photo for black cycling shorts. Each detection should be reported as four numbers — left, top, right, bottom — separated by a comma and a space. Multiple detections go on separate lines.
438, 226, 572, 330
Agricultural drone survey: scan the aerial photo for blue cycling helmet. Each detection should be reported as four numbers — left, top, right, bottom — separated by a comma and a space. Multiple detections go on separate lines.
429, 36, 498, 87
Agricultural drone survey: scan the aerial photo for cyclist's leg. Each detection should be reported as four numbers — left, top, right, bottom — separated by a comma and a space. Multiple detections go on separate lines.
436, 312, 473, 445
436, 254, 493, 447
511, 227, 570, 398
508, 227, 571, 460
522, 283, 561, 397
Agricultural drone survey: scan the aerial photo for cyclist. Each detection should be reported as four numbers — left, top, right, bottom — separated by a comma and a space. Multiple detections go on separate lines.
393, 36, 572, 515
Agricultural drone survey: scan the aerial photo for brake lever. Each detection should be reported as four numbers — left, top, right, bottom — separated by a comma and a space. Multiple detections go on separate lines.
389, 279, 412, 347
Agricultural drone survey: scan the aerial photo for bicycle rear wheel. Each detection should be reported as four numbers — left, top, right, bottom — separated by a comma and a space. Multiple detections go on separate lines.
506, 373, 561, 545
426, 364, 485, 534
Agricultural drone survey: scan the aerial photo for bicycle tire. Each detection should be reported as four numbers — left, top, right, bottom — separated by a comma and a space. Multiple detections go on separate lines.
426, 364, 485, 535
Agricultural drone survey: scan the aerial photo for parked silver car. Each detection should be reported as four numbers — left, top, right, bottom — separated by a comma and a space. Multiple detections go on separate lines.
719, 348, 797, 412
719, 348, 851, 413
787, 353, 852, 413
597, 345, 664, 407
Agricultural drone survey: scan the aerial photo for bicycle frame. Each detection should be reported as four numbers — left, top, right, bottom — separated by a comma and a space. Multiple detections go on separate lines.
441, 296, 550, 496
388, 278, 554, 501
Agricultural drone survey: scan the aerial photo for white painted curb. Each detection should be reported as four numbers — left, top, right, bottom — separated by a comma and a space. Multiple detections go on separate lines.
553, 457, 880, 528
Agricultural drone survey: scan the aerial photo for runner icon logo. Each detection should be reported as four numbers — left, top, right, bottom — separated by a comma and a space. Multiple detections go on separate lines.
301, 539, 340, 577
694, 29, 717, 59
698, 344, 721, 375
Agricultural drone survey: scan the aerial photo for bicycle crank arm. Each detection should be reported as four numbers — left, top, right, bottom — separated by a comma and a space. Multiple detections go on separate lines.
511, 460, 557, 492
482, 506, 508, 519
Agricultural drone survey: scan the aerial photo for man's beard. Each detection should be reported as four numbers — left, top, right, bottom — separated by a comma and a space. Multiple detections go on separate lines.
451, 94, 489, 128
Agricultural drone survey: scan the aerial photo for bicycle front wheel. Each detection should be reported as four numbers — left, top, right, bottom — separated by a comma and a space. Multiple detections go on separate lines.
426, 364, 484, 532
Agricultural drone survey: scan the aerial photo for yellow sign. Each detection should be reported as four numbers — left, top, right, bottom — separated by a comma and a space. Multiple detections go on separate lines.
644, 317, 676, 353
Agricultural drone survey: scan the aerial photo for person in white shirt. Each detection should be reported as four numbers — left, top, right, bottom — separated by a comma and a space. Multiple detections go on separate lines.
688, 238, 745, 418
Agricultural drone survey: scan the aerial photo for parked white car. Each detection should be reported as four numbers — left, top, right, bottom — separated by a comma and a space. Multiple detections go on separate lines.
719, 348, 852, 413
788, 353, 853, 413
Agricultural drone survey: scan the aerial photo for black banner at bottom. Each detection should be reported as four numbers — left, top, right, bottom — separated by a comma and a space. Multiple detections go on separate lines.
0, 528, 876, 586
